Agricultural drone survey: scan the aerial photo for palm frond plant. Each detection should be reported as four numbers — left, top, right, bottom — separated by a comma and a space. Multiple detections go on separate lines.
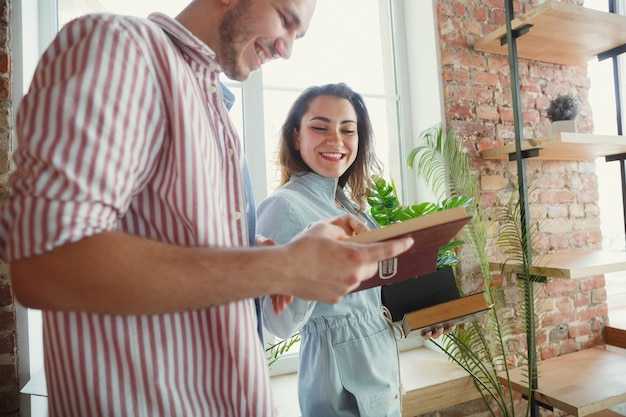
406, 123, 539, 417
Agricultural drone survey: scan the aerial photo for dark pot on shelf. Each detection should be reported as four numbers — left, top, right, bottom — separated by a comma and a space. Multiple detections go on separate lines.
381, 266, 459, 322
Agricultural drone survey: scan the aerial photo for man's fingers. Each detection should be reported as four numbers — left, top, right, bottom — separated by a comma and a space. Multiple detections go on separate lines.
271, 294, 294, 315
359, 236, 414, 263
344, 215, 369, 235
309, 214, 369, 238
255, 235, 276, 247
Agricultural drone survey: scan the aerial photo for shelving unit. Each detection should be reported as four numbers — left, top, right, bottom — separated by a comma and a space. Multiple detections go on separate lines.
474, 0, 626, 66
474, 1, 626, 416
490, 250, 626, 279
480, 132, 626, 161
498, 347, 626, 417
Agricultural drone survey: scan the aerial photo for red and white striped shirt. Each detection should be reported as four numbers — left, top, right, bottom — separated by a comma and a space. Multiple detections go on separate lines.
1, 13, 274, 416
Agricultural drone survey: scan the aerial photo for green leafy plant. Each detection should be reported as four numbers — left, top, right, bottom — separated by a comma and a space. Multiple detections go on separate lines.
406, 123, 537, 417
266, 333, 301, 368
368, 175, 470, 268
546, 93, 580, 122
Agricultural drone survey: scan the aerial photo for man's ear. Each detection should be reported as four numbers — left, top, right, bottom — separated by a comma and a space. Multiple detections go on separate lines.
294, 128, 301, 150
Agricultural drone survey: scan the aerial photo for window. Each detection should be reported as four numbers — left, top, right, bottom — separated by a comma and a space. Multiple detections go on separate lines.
587, 0, 626, 311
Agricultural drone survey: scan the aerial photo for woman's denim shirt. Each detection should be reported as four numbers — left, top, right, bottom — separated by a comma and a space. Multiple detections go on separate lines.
256, 172, 382, 339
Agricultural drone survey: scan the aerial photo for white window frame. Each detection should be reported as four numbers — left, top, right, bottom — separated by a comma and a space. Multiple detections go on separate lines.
590, 0, 626, 310
13, 1, 447, 410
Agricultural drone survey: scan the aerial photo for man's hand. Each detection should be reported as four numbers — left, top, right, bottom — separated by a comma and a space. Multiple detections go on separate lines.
312, 214, 370, 237
278, 215, 413, 304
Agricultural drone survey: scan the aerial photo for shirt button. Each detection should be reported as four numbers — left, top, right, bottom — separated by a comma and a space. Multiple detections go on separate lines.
227, 148, 234, 157
193, 71, 201, 78
209, 85, 217, 94
233, 211, 242, 220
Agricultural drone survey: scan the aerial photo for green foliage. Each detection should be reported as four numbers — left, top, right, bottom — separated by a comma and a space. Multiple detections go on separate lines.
265, 333, 301, 368
368, 175, 470, 268
409, 123, 535, 417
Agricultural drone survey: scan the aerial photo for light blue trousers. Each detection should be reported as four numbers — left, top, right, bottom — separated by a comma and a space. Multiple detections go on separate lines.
297, 308, 401, 417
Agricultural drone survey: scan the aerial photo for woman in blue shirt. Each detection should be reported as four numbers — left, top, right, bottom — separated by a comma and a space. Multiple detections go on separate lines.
257, 83, 401, 417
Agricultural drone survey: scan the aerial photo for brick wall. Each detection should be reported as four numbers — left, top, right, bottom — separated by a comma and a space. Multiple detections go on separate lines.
419, 0, 606, 416
439, 0, 606, 361
0, 0, 16, 416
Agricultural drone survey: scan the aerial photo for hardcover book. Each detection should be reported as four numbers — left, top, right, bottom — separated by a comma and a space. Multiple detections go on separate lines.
401, 292, 491, 338
381, 267, 460, 322
347, 206, 471, 292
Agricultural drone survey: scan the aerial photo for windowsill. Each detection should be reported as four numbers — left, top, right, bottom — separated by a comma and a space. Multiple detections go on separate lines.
270, 341, 480, 417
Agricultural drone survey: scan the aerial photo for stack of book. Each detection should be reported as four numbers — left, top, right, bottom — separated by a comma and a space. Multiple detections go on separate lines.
347, 206, 491, 336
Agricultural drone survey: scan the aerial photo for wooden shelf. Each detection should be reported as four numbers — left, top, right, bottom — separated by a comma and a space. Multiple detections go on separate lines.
480, 132, 626, 161
399, 346, 480, 416
474, 0, 626, 66
490, 250, 626, 279
498, 347, 626, 417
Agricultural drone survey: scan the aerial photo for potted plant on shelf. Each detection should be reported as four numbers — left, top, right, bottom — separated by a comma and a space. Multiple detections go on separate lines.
546, 93, 580, 133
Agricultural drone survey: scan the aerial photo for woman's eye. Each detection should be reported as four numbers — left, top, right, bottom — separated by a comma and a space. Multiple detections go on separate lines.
312, 126, 326, 132
342, 129, 355, 135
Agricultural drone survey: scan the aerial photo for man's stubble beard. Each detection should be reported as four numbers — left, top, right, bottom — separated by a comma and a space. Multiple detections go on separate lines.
218, 0, 254, 81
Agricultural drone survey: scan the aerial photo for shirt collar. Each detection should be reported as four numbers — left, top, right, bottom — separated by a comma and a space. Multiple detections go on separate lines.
148, 12, 220, 70
292, 172, 339, 203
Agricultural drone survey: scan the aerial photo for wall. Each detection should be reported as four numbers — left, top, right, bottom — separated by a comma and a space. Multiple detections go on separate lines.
440, 0, 605, 360
0, 0, 16, 415
417, 0, 606, 416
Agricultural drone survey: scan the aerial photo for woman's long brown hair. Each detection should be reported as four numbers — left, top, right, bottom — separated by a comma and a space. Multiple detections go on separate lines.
277, 83, 383, 210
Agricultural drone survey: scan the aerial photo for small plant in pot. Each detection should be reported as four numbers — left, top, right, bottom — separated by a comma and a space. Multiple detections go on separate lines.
546, 93, 580, 133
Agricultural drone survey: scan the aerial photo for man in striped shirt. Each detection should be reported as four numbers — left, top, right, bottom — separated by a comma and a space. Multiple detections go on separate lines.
0, 0, 413, 416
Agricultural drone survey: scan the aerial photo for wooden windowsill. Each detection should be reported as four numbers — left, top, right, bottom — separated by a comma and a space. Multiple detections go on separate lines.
270, 343, 480, 417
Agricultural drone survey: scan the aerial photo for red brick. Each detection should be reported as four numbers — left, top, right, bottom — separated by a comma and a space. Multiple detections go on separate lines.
573, 292, 591, 308
546, 279, 579, 296
580, 275, 605, 291
447, 102, 473, 120
578, 305, 608, 322
568, 322, 591, 338
476, 104, 499, 121
442, 67, 469, 83
0, 283, 12, 305
0, 310, 15, 333
0, 389, 18, 414
0, 331, 15, 355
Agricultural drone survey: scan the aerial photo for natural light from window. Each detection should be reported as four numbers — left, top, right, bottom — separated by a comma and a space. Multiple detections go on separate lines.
586, 0, 626, 308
